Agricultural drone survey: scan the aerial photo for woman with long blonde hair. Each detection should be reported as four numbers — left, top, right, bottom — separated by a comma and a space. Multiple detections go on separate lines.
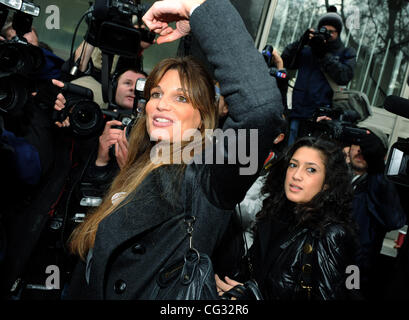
66, 0, 284, 299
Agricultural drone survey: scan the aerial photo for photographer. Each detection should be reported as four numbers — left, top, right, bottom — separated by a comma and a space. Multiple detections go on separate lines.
1, 16, 64, 81
54, 67, 147, 171
0, 81, 77, 299
282, 7, 356, 145
347, 126, 406, 300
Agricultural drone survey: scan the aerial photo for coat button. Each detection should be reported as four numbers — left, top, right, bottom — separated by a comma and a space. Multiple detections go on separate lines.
132, 243, 146, 254
114, 280, 127, 294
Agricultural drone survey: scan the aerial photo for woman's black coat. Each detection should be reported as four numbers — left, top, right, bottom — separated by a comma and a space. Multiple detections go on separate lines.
251, 215, 358, 300
66, 0, 284, 300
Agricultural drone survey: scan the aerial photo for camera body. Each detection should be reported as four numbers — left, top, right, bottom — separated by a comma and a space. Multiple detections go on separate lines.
311, 26, 332, 43
307, 26, 332, 57
304, 106, 369, 145
86, 0, 155, 57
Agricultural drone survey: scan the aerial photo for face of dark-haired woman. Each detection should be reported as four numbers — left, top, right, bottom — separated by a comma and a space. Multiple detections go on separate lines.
284, 147, 326, 204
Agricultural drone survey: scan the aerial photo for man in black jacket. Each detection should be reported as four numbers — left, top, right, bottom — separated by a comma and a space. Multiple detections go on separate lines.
348, 126, 406, 300
281, 8, 356, 145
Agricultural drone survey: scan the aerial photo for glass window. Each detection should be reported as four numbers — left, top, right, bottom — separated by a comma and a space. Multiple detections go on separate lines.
265, 0, 409, 109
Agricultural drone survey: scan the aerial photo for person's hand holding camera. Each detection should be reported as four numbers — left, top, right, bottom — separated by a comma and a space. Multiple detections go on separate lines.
114, 127, 129, 169
52, 79, 71, 128
95, 120, 126, 167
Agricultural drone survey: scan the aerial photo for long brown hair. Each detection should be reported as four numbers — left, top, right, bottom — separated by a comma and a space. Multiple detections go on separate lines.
69, 56, 218, 260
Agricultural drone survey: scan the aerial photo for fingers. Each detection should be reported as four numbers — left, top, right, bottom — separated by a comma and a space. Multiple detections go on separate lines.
54, 93, 66, 111
215, 274, 234, 294
52, 79, 65, 88
224, 276, 242, 287
142, 1, 193, 44
54, 117, 70, 128
316, 116, 332, 122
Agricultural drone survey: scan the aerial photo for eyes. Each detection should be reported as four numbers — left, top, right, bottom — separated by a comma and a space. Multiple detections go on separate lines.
288, 162, 317, 174
150, 90, 189, 103
120, 80, 133, 87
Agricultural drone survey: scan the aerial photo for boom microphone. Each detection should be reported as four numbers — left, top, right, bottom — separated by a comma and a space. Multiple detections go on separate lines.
384, 95, 409, 119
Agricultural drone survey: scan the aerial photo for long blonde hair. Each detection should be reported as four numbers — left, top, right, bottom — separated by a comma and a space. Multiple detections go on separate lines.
69, 56, 219, 260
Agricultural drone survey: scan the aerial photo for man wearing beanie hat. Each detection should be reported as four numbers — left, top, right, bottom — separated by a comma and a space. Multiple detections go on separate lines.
281, 6, 356, 145
347, 126, 406, 300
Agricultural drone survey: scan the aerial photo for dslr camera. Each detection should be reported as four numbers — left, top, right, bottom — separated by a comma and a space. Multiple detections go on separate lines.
54, 77, 147, 140
0, 1, 44, 115
310, 27, 332, 45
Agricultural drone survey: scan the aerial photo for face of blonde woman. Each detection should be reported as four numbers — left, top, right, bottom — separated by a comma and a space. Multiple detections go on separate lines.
284, 147, 326, 204
145, 69, 202, 142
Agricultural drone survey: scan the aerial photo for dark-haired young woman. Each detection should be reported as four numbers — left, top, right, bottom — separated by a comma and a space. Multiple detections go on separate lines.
216, 136, 360, 300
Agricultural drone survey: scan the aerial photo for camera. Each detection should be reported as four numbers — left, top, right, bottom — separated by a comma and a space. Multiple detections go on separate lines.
0, 2, 44, 115
86, 0, 155, 58
383, 95, 409, 187
310, 26, 332, 43
52, 83, 105, 138
304, 106, 369, 145
307, 26, 332, 57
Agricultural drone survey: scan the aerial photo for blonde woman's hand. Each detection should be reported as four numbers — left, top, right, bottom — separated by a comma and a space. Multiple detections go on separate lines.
142, 0, 205, 44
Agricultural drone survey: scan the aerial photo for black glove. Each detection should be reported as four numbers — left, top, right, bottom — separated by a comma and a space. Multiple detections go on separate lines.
309, 36, 328, 58
220, 279, 263, 300
359, 131, 387, 174
299, 29, 312, 47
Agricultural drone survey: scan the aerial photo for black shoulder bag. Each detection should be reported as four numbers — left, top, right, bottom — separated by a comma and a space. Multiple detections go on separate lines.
149, 166, 219, 300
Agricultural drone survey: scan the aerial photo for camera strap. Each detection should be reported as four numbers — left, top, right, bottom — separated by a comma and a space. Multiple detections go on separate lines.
101, 52, 114, 104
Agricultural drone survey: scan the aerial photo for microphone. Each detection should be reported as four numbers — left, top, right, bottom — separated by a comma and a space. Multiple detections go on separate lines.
384, 95, 409, 119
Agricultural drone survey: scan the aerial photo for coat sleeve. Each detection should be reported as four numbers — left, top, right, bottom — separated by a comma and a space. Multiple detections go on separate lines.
367, 173, 407, 231
320, 47, 356, 85
190, 0, 285, 209
314, 225, 356, 300
281, 41, 303, 70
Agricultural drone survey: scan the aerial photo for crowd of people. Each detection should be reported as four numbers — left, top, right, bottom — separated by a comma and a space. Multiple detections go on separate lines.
0, 0, 408, 301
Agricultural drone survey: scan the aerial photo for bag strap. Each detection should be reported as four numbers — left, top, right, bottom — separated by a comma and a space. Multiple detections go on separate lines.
183, 165, 197, 251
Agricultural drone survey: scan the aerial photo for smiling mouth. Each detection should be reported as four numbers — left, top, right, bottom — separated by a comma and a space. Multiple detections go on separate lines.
152, 116, 174, 127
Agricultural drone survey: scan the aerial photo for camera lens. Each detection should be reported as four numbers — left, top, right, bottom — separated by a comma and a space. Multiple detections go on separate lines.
69, 100, 104, 138
0, 75, 29, 114
0, 45, 21, 73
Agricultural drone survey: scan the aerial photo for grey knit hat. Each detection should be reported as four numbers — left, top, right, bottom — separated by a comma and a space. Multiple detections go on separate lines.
318, 12, 343, 34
